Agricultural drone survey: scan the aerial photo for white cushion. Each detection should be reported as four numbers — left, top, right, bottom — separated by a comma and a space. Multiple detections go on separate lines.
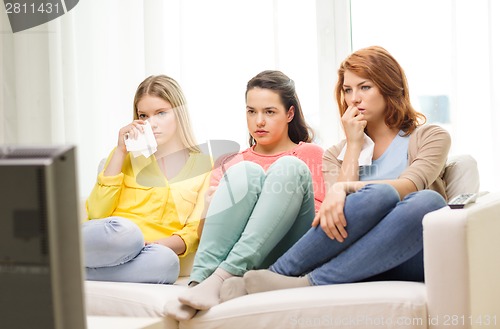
85, 280, 186, 318
182, 282, 427, 329
444, 154, 480, 199
86, 280, 427, 329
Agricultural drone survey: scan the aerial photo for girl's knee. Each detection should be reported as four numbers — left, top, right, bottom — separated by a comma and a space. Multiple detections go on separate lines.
345, 184, 400, 218
84, 217, 139, 234
82, 217, 144, 267
357, 184, 400, 203
145, 245, 180, 284
227, 161, 264, 178
407, 190, 447, 209
224, 161, 265, 192
103, 217, 144, 245
271, 156, 307, 170
268, 156, 310, 179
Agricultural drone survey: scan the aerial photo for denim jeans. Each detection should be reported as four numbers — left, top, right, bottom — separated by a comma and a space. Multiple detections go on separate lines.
270, 184, 447, 285
190, 156, 316, 283
82, 217, 180, 284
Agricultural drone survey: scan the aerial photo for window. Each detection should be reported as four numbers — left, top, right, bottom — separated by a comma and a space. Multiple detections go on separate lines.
350, 0, 500, 191
352, 0, 454, 128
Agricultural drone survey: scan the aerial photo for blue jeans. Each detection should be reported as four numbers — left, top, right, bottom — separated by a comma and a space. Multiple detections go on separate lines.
190, 156, 316, 283
270, 184, 447, 285
82, 217, 180, 284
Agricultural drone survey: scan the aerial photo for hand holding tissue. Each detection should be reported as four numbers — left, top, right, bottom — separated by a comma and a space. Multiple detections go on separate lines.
337, 133, 375, 166
124, 121, 157, 158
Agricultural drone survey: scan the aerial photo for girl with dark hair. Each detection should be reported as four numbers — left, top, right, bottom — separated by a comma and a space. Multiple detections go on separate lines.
228, 46, 451, 295
167, 70, 324, 320
246, 70, 314, 146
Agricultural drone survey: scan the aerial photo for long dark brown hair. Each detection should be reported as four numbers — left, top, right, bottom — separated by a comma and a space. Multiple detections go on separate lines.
246, 70, 314, 146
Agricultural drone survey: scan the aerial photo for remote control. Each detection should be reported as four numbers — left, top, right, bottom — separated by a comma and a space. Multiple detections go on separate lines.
448, 193, 477, 209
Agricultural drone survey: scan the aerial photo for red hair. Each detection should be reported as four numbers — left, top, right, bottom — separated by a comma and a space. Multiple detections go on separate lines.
334, 46, 425, 135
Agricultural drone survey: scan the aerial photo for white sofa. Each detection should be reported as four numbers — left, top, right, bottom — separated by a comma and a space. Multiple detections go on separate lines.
85, 155, 500, 328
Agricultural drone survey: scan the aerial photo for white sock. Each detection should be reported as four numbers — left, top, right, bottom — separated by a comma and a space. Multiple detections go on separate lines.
178, 268, 234, 310
220, 276, 247, 302
244, 269, 310, 294
165, 300, 197, 321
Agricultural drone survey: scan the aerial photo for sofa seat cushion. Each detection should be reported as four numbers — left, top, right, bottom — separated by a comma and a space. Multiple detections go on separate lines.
182, 281, 427, 329
85, 280, 428, 329
85, 280, 188, 318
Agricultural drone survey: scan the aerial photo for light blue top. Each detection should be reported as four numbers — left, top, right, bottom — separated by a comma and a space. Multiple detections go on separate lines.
359, 131, 410, 181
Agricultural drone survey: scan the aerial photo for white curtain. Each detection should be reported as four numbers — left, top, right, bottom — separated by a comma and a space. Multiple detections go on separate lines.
1, 0, 349, 198
351, 0, 500, 192
452, 0, 500, 193
1, 1, 147, 198
0, 11, 79, 145
2, 0, 497, 196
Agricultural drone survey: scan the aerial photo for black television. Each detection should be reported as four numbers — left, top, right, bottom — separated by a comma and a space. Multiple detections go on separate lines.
0, 145, 86, 329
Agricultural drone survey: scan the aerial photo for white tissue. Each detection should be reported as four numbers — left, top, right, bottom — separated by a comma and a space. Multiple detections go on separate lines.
337, 133, 375, 166
124, 121, 158, 158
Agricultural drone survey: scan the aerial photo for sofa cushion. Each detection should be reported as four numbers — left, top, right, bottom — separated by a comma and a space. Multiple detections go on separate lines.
85, 280, 187, 317
86, 280, 427, 329
182, 281, 427, 329
444, 154, 480, 200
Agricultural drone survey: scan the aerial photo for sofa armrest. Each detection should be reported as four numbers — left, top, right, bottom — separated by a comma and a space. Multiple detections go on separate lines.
423, 192, 500, 329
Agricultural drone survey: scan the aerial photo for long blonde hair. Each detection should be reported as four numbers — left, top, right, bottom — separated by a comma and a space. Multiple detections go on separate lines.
133, 75, 200, 153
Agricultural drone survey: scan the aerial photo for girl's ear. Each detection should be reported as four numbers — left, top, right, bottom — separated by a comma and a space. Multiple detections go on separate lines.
287, 106, 295, 123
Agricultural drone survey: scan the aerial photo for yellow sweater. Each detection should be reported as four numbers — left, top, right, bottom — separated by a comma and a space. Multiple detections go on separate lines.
86, 150, 212, 257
